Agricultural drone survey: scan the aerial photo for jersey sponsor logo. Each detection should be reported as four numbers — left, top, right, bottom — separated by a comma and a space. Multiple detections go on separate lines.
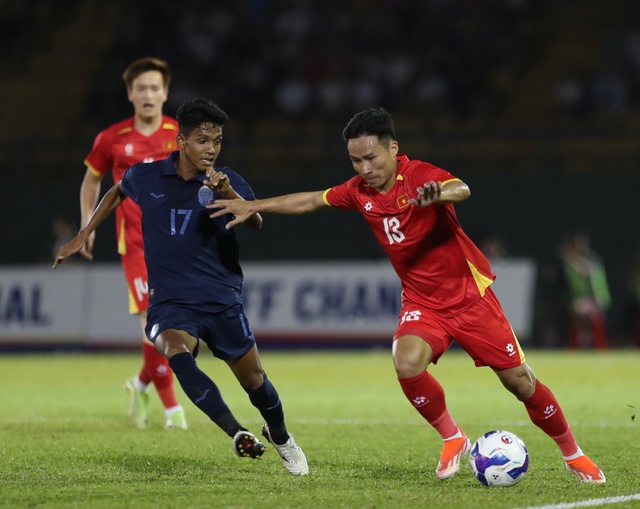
397, 194, 409, 208
364, 202, 373, 212
506, 342, 517, 356
150, 193, 165, 199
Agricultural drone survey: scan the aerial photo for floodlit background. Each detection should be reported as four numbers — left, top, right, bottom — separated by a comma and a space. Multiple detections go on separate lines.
1, 0, 640, 348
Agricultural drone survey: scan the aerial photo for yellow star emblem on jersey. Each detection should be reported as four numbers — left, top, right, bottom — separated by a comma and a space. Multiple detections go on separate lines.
397, 194, 409, 209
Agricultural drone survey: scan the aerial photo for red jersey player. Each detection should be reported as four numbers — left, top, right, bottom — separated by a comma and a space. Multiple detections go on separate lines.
80, 57, 186, 430
208, 108, 605, 484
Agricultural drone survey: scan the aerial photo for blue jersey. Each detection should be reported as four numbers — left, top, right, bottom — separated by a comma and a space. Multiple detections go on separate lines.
120, 151, 256, 311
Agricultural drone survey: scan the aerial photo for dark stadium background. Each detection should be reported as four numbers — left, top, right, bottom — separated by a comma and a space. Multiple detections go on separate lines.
1, 0, 639, 346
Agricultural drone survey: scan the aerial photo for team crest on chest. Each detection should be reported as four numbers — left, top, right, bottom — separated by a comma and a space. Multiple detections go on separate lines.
397, 194, 409, 209
198, 185, 214, 207
125, 143, 134, 156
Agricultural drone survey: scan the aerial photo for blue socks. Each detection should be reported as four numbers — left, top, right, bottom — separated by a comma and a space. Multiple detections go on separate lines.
168, 352, 243, 437
244, 372, 289, 444
169, 352, 289, 443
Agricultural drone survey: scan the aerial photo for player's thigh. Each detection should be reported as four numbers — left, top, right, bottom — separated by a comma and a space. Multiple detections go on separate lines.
393, 304, 453, 376
154, 328, 198, 358
453, 289, 525, 370
200, 304, 256, 362
146, 303, 201, 357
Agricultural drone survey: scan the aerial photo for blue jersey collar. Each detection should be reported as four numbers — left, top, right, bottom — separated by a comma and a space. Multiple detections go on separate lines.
161, 151, 209, 182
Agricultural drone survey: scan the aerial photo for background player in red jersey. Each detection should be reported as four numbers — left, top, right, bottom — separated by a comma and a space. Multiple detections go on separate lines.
209, 108, 606, 483
79, 57, 186, 430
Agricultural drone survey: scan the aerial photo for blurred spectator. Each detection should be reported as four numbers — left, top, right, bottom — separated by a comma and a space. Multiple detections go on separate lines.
86, 0, 550, 129
478, 232, 509, 263
623, 248, 640, 348
559, 232, 611, 349
536, 252, 570, 349
49, 216, 79, 264
554, 72, 591, 119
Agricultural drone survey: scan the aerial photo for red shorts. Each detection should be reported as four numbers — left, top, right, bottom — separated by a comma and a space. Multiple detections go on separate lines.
393, 287, 525, 370
120, 249, 148, 315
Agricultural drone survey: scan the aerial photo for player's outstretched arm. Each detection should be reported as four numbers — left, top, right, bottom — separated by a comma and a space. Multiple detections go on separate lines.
79, 169, 103, 260
208, 191, 327, 230
408, 179, 470, 207
53, 182, 126, 269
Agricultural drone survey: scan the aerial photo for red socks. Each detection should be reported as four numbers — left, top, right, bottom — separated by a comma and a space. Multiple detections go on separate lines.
399, 372, 579, 457
522, 380, 579, 457
141, 342, 179, 409
398, 371, 459, 439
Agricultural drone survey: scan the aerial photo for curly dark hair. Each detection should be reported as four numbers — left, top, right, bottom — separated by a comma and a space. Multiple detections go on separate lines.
176, 98, 229, 137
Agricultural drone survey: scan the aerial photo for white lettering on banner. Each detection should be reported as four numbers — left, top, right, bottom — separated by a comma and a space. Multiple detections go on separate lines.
294, 281, 401, 321
0, 284, 50, 326
242, 280, 282, 320
0, 260, 535, 345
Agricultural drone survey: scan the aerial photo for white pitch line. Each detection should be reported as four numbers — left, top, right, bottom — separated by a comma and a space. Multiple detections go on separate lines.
1, 416, 637, 428
514, 493, 640, 509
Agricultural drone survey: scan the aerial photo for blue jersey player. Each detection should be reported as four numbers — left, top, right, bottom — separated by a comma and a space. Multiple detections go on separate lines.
53, 98, 308, 476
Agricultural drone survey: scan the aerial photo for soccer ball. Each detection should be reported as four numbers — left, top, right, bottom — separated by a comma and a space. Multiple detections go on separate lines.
469, 430, 529, 487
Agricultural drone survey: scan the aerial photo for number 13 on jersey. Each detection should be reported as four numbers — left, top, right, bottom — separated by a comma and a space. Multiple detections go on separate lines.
383, 217, 405, 245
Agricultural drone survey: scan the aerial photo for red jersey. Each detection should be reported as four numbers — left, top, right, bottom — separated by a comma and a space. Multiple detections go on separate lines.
324, 154, 495, 317
84, 116, 179, 254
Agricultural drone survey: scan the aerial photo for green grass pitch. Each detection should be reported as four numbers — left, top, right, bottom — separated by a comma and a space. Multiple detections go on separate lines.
0, 348, 638, 509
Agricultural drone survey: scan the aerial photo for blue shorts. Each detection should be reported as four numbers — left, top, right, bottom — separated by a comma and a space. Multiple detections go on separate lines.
145, 302, 256, 361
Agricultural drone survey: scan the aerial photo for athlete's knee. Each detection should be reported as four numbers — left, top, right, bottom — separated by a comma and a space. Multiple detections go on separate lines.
393, 336, 432, 377
237, 367, 264, 389
155, 331, 195, 360
496, 364, 537, 400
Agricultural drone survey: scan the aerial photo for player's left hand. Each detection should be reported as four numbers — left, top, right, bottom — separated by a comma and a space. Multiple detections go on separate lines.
408, 181, 442, 207
203, 170, 231, 196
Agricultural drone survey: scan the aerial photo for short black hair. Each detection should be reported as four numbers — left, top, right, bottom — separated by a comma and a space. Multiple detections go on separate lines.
341, 108, 396, 144
176, 98, 228, 137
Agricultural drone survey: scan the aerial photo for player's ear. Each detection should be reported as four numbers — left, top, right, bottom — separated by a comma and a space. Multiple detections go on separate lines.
176, 133, 185, 149
390, 140, 399, 157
